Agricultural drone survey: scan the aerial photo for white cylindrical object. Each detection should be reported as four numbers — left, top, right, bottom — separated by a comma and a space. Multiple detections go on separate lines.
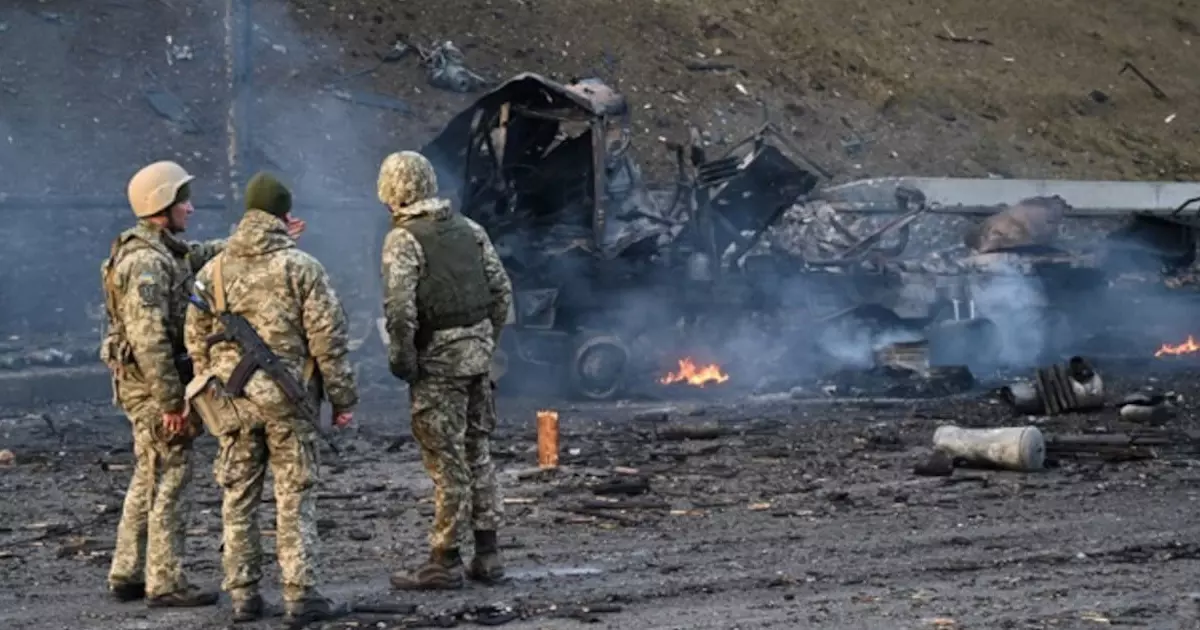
932, 425, 1045, 472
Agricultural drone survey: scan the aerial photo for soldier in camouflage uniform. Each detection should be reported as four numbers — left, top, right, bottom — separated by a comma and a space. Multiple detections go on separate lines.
183, 172, 358, 624
100, 161, 228, 607
377, 151, 513, 590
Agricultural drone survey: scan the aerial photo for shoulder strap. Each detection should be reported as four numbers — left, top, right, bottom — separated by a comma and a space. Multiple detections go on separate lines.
101, 235, 133, 319
101, 236, 122, 299
210, 253, 227, 313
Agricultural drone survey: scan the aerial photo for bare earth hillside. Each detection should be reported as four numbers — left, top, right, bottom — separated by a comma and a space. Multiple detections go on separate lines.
288, 0, 1200, 183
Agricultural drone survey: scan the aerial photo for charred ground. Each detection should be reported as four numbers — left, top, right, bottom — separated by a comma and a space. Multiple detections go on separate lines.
4, 368, 1200, 629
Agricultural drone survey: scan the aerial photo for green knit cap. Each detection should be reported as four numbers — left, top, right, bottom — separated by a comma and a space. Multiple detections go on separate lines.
244, 172, 292, 218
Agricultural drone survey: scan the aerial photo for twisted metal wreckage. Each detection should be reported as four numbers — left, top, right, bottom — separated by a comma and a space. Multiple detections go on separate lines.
415, 73, 1200, 400
1, 72, 1198, 405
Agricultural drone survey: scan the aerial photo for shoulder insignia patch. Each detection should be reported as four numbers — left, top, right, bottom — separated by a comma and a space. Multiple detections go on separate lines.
137, 280, 161, 307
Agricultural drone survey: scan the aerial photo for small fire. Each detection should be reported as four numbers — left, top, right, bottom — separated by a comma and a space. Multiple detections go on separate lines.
1155, 335, 1200, 357
660, 357, 730, 387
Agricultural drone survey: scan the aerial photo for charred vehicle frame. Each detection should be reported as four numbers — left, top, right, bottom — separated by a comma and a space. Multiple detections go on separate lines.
421, 73, 825, 399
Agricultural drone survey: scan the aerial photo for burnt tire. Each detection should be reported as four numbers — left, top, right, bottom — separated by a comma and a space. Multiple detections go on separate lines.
568, 334, 630, 401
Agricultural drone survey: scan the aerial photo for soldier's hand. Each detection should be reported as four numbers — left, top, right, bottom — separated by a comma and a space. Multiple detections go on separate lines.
333, 411, 354, 428
285, 214, 307, 240
162, 411, 187, 434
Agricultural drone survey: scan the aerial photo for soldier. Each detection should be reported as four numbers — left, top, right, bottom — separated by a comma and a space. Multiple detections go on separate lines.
183, 172, 358, 624
100, 160, 233, 607
376, 151, 513, 590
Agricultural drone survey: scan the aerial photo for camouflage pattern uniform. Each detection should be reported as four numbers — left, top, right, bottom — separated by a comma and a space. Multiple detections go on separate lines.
101, 162, 224, 607
184, 173, 358, 623
377, 151, 513, 590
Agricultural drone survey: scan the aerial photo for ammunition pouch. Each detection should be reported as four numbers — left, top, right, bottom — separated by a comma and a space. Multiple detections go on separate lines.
100, 331, 135, 376
185, 371, 242, 437
100, 330, 137, 406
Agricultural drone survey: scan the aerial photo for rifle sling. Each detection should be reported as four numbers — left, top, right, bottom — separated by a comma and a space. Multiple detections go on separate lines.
211, 253, 228, 313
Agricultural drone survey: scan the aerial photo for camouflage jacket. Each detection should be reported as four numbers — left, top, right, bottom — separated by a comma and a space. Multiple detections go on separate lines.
382, 198, 512, 379
184, 209, 359, 416
100, 221, 225, 413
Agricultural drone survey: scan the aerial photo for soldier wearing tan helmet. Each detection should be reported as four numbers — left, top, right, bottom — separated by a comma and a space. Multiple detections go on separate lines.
377, 151, 513, 591
99, 161, 304, 608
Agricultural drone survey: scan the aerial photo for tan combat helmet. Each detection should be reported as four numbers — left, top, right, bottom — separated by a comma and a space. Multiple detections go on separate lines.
127, 161, 195, 218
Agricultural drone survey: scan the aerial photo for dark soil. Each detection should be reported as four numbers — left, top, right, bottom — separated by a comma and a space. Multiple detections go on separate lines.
3, 367, 1200, 628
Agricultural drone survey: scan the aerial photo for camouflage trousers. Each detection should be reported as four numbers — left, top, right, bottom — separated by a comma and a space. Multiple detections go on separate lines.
108, 403, 194, 597
409, 374, 503, 551
213, 410, 323, 603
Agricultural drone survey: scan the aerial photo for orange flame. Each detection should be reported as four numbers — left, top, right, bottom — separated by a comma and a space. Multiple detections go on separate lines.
660, 357, 730, 387
1155, 335, 1200, 357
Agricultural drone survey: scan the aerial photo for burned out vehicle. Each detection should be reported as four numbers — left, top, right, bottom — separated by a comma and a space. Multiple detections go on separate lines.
416, 72, 1200, 399
803, 190, 1200, 372
420, 73, 824, 399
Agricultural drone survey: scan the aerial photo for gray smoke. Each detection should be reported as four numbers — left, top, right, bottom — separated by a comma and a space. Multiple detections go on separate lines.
0, 0, 424, 373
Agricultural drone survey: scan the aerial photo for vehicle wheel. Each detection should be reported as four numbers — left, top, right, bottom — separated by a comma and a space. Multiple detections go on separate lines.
568, 334, 630, 401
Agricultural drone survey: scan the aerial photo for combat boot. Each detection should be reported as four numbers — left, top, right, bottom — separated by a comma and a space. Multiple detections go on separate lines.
466, 530, 506, 584
108, 580, 146, 602
146, 584, 219, 608
390, 548, 466, 591
231, 593, 265, 623
282, 596, 349, 625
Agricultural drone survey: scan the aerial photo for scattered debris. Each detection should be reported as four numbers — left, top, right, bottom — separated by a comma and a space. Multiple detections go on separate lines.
419, 41, 489, 93
328, 41, 412, 85
591, 476, 650, 496
931, 424, 1046, 472
913, 449, 956, 477
1119, 61, 1168, 100
683, 57, 737, 72
965, 195, 1069, 253
330, 88, 413, 115
935, 22, 993, 45
1002, 356, 1104, 416
1119, 392, 1179, 424
164, 35, 193, 65
1046, 429, 1200, 461
827, 364, 975, 399
653, 420, 725, 441
537, 409, 560, 469
632, 408, 673, 424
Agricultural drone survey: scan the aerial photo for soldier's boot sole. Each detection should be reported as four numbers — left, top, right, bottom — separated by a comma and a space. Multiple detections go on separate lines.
231, 593, 265, 623
282, 601, 350, 626
389, 564, 466, 591
146, 588, 220, 608
467, 555, 506, 585
108, 581, 146, 602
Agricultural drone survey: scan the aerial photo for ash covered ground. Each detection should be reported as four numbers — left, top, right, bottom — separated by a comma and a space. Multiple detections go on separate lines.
4, 364, 1200, 629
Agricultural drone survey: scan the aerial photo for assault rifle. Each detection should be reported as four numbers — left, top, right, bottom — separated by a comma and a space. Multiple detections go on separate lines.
188, 285, 341, 455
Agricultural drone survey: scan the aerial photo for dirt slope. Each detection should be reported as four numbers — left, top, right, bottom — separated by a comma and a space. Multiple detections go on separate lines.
290, 0, 1200, 183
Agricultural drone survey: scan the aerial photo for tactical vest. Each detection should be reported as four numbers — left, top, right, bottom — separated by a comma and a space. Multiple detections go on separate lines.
99, 232, 143, 382
393, 213, 491, 336
99, 228, 193, 385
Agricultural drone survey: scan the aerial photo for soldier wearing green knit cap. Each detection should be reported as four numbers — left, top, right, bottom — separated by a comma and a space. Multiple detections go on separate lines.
184, 170, 357, 625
